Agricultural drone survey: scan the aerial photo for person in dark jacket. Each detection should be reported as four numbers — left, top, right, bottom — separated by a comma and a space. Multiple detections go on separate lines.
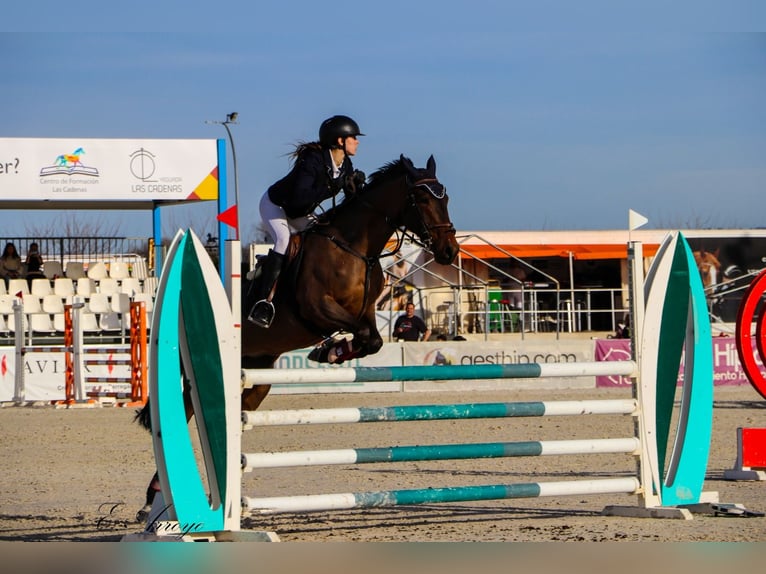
393, 303, 431, 342
248, 115, 366, 327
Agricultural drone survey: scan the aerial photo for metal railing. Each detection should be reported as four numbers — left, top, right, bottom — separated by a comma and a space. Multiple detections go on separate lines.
0, 236, 150, 266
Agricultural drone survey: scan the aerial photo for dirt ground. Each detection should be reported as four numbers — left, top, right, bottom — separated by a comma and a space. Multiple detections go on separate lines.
1, 384, 764, 543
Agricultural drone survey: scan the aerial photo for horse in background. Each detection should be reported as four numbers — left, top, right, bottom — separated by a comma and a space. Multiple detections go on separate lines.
693, 247, 721, 290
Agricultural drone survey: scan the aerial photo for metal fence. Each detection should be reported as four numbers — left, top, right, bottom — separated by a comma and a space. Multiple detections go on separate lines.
0, 236, 150, 265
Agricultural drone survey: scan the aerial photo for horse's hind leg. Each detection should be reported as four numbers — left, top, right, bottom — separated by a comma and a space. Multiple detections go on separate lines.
242, 385, 272, 412
241, 355, 278, 412
136, 380, 195, 524
136, 471, 161, 523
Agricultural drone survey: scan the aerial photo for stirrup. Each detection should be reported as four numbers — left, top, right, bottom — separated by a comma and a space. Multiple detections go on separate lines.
248, 300, 275, 328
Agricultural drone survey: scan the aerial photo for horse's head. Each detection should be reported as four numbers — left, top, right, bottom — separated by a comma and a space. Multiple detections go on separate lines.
694, 248, 721, 288
397, 155, 459, 264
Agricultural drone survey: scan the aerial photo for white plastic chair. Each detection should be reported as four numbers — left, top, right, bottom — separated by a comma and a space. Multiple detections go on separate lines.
87, 292, 110, 314
143, 276, 159, 297
110, 292, 132, 332
87, 261, 108, 280
22, 295, 42, 314
78, 310, 101, 333
42, 294, 66, 314
31, 278, 53, 297
75, 278, 94, 297
54, 277, 75, 297
131, 258, 148, 279
30, 311, 55, 334
0, 281, 7, 296
52, 313, 67, 333
65, 261, 86, 279
97, 277, 119, 295
109, 261, 130, 280
112, 292, 131, 313
20, 296, 54, 334
8, 279, 29, 297
120, 277, 142, 296
0, 294, 13, 336
43, 260, 64, 280
95, 293, 123, 332
0, 294, 15, 315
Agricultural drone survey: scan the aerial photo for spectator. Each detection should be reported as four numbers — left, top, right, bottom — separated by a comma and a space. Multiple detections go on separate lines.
25, 242, 46, 288
615, 314, 631, 339
393, 302, 431, 342
0, 242, 23, 287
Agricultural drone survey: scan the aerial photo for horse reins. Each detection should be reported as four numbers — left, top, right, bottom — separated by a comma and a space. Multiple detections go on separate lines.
307, 174, 455, 323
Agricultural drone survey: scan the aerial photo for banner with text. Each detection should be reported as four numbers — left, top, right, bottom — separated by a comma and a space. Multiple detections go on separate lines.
0, 137, 218, 202
594, 337, 759, 388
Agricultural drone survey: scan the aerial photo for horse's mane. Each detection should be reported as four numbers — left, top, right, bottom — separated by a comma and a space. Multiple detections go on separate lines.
367, 158, 406, 187
319, 157, 407, 222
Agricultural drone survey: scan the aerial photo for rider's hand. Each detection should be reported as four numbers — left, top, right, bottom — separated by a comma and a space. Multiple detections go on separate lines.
344, 170, 365, 196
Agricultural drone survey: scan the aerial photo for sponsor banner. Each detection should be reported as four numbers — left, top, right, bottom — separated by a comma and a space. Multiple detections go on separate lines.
0, 349, 132, 402
0, 138, 218, 202
400, 339, 596, 391
594, 339, 633, 387
594, 337, 759, 388
402, 339, 594, 367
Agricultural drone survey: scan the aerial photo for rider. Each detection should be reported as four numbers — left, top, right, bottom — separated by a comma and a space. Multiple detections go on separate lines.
248, 115, 366, 327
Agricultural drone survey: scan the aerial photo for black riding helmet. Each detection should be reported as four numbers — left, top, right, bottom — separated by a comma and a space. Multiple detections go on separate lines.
319, 115, 364, 148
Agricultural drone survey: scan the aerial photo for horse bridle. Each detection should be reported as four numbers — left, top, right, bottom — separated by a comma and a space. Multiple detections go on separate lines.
402, 177, 456, 249
306, 175, 454, 324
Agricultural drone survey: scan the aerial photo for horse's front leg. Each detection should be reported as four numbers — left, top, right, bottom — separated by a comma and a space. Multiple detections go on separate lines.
351, 306, 384, 359
311, 302, 384, 364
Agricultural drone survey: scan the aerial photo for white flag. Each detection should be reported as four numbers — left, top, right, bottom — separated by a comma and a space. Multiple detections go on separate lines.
628, 209, 648, 230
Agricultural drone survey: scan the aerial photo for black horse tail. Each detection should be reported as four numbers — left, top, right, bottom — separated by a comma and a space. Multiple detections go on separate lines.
134, 376, 193, 432
134, 400, 153, 431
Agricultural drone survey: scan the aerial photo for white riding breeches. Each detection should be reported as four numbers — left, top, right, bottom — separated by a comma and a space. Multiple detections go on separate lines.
259, 192, 314, 255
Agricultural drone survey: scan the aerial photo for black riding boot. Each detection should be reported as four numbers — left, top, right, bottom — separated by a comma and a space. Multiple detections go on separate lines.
247, 249, 285, 328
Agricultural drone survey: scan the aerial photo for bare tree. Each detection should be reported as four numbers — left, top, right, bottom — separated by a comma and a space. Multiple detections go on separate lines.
24, 210, 123, 239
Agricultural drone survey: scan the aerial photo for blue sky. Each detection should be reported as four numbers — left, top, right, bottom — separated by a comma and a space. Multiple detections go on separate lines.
2, 3, 765, 242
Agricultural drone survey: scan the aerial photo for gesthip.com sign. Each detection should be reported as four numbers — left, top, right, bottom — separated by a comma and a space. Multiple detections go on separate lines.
0, 138, 219, 202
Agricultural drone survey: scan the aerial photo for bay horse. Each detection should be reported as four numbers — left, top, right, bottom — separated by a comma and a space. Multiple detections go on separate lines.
134, 154, 459, 520
239, 154, 459, 410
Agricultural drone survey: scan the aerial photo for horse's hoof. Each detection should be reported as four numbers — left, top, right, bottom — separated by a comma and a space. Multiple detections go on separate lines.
135, 506, 151, 523
327, 339, 351, 363
307, 345, 330, 363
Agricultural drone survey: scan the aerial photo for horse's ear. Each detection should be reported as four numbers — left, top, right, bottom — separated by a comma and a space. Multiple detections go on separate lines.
400, 154, 418, 178
426, 155, 436, 176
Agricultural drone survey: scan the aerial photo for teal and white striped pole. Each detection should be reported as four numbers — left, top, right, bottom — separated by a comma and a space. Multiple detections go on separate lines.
242, 437, 640, 470
243, 477, 641, 515
243, 399, 637, 427
241, 361, 637, 387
